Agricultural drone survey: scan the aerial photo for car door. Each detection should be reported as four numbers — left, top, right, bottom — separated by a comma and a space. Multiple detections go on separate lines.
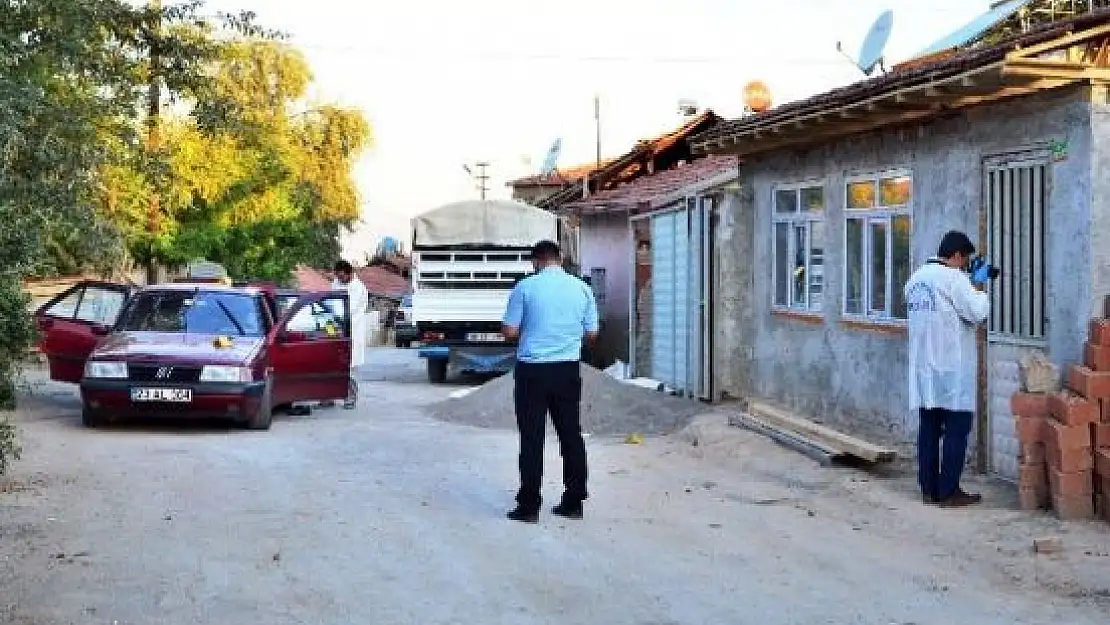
35, 281, 132, 383
269, 292, 351, 405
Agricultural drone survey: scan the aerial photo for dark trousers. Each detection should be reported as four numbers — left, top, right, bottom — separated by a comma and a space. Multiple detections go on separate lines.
917, 408, 973, 500
513, 361, 588, 510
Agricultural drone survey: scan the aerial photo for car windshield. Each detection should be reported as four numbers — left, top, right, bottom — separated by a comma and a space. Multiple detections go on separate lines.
118, 290, 265, 336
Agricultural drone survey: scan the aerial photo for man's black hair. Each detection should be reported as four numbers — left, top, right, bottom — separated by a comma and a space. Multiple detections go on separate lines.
334, 259, 354, 273
531, 240, 560, 261
937, 231, 976, 259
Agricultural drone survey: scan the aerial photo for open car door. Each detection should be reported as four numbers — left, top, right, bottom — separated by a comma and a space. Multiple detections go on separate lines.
270, 291, 351, 405
34, 281, 132, 383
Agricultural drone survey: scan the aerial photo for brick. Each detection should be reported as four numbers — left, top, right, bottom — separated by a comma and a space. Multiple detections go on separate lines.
1045, 418, 1093, 452
1049, 392, 1100, 426
1011, 393, 1050, 418
1019, 462, 1047, 490
1020, 486, 1051, 511
1097, 449, 1110, 479
1067, 366, 1110, 401
1091, 319, 1110, 347
1053, 494, 1096, 521
1049, 467, 1093, 497
1019, 442, 1046, 465
1086, 343, 1110, 372
1093, 422, 1110, 450
1046, 442, 1095, 473
1020, 353, 1060, 394
1015, 416, 1046, 444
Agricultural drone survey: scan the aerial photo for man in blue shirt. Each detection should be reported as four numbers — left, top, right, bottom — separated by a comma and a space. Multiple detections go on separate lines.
501, 240, 599, 523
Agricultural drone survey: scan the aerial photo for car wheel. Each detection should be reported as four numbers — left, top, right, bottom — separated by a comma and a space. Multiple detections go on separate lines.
81, 405, 105, 428
245, 380, 274, 431
427, 358, 447, 383
395, 337, 405, 349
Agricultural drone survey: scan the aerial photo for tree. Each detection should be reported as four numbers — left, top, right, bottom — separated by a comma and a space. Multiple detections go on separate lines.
102, 39, 372, 284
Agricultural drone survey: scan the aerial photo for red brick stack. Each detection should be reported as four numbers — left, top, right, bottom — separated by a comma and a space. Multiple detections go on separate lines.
1013, 319, 1110, 521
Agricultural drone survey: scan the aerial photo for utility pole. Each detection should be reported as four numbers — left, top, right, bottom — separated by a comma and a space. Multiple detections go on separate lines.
593, 94, 601, 170
144, 0, 163, 285
475, 161, 489, 200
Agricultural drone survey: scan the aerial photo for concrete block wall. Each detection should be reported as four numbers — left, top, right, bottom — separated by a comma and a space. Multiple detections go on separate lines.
714, 86, 1095, 452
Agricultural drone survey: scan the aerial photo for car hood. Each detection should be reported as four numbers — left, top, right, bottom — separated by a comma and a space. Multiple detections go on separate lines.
92, 332, 264, 365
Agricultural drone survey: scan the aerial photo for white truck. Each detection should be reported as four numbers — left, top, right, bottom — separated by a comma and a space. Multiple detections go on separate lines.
410, 199, 559, 383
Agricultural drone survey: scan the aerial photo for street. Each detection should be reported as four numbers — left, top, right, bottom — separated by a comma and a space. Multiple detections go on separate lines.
2, 348, 1109, 625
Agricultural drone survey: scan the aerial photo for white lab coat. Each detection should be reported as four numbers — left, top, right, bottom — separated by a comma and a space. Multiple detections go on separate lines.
333, 277, 369, 369
904, 259, 990, 412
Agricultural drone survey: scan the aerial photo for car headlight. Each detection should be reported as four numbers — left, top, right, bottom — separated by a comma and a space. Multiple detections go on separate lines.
199, 365, 253, 383
85, 361, 128, 379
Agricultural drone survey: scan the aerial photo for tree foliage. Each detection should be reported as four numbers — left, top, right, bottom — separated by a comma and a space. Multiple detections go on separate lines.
103, 39, 371, 284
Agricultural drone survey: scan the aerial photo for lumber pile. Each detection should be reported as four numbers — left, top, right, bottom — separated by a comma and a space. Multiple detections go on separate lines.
741, 401, 897, 465
1012, 318, 1110, 522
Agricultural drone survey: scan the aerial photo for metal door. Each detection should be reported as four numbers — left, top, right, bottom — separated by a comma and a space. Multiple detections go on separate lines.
982, 152, 1050, 479
649, 197, 713, 399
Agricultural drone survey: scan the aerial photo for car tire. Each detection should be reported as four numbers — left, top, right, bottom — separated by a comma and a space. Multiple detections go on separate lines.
81, 405, 105, 428
245, 380, 274, 431
427, 358, 448, 383
395, 337, 405, 349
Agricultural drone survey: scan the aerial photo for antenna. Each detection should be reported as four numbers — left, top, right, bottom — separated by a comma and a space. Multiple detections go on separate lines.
836, 9, 894, 77
677, 98, 699, 117
462, 162, 490, 200
539, 139, 562, 176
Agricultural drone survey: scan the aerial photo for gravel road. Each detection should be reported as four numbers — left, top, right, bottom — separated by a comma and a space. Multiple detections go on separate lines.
2, 348, 1109, 625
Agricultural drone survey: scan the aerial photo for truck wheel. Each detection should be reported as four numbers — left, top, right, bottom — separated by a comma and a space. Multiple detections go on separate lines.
395, 337, 406, 349
245, 380, 274, 431
427, 359, 448, 383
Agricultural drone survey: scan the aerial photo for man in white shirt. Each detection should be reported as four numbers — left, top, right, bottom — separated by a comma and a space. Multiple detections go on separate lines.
904, 231, 991, 508
332, 260, 368, 408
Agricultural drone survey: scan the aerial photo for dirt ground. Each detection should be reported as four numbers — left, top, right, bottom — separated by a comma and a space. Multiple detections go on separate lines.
1, 348, 1109, 625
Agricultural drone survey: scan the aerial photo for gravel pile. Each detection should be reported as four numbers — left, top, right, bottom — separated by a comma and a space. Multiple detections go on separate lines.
425, 365, 707, 437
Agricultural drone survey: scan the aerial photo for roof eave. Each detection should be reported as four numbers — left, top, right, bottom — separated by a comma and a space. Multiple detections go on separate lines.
694, 21, 1110, 157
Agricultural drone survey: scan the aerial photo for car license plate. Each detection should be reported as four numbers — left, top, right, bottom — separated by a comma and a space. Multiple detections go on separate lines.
466, 333, 503, 343
131, 388, 192, 403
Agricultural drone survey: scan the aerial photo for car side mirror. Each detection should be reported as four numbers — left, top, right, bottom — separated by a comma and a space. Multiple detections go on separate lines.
91, 324, 110, 337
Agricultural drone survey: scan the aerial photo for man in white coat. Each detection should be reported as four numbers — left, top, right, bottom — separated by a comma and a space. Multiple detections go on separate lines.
332, 260, 368, 408
904, 231, 991, 508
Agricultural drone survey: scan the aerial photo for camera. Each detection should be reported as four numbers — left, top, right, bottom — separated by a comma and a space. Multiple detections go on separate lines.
969, 255, 1001, 280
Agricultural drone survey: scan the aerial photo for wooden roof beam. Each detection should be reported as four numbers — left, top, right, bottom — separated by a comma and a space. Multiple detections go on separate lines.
1006, 23, 1110, 62
1003, 58, 1110, 81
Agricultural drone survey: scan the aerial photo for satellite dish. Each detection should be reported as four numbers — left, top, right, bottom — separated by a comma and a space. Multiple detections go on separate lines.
539, 139, 562, 176
858, 10, 894, 76
914, 0, 1034, 58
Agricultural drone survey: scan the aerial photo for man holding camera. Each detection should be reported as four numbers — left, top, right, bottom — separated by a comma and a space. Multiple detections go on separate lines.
904, 231, 992, 508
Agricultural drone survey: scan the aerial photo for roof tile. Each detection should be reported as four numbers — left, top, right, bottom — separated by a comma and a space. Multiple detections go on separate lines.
563, 154, 740, 214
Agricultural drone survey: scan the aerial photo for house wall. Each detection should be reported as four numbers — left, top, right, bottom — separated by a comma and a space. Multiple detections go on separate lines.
579, 212, 632, 366
716, 87, 1095, 451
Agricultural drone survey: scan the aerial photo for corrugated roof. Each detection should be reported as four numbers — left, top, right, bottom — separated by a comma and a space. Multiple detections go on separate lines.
508, 160, 618, 187
355, 266, 410, 299
692, 9, 1110, 148
538, 110, 721, 210
563, 154, 740, 215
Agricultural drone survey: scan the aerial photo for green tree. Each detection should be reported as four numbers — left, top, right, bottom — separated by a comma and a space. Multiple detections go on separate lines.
103, 39, 372, 284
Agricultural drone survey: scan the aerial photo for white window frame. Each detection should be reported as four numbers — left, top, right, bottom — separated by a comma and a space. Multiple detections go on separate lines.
771, 180, 826, 313
842, 168, 913, 323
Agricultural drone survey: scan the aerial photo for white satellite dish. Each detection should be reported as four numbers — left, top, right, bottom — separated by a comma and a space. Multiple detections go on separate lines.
837, 9, 894, 76
539, 139, 562, 176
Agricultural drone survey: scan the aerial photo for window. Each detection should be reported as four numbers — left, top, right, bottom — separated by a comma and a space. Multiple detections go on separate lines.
772, 183, 825, 312
287, 301, 349, 339
118, 291, 265, 336
986, 160, 1047, 339
844, 172, 912, 321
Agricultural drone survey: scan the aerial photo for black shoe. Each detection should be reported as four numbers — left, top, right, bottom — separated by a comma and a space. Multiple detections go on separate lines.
939, 490, 982, 508
552, 501, 584, 520
506, 506, 539, 523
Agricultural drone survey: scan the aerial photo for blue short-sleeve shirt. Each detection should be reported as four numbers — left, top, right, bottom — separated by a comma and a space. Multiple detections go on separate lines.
502, 266, 599, 363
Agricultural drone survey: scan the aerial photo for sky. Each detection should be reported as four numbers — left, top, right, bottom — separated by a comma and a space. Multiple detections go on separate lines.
202, 0, 991, 261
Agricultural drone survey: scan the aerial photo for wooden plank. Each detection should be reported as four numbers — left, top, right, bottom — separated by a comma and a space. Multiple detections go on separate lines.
728, 412, 844, 467
1006, 23, 1110, 62
747, 400, 897, 464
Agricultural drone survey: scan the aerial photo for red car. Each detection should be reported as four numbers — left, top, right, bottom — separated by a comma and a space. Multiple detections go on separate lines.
34, 280, 352, 430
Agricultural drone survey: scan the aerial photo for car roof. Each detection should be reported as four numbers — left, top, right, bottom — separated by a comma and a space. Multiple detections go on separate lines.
144, 282, 262, 295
